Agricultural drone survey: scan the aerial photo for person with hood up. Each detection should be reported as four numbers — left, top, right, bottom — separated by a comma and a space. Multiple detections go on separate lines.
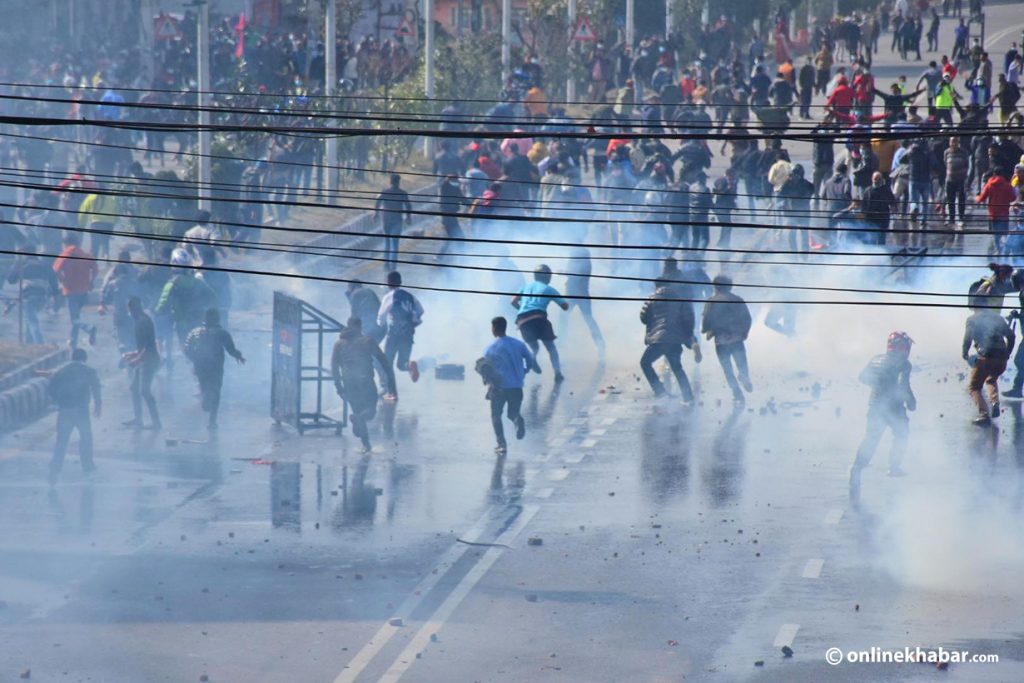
640, 279, 702, 403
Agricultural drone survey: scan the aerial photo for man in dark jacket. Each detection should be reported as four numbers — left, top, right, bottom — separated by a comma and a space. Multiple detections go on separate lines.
639, 280, 702, 402
184, 308, 246, 430
47, 348, 101, 486
811, 121, 836, 202
778, 164, 815, 252
374, 174, 413, 270
821, 162, 852, 227
860, 171, 897, 245
438, 174, 469, 255
332, 317, 397, 452
6, 246, 57, 344
963, 306, 1015, 425
702, 275, 753, 404
907, 141, 933, 226
849, 331, 917, 502
797, 57, 816, 119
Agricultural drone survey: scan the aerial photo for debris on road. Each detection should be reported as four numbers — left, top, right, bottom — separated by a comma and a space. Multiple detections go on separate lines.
527, 537, 543, 546
389, 617, 404, 627
754, 660, 764, 667
781, 645, 793, 658
19, 669, 30, 679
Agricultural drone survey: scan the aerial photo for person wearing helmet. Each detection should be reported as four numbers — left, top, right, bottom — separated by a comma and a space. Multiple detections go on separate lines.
849, 332, 917, 502
511, 265, 569, 381
155, 248, 217, 348
962, 299, 1015, 426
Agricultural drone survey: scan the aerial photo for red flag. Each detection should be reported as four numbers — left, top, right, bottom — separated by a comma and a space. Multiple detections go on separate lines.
234, 12, 246, 60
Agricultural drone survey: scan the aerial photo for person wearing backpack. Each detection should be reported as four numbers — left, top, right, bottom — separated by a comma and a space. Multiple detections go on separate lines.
155, 248, 217, 347
377, 270, 424, 393
962, 302, 1015, 426
184, 308, 246, 430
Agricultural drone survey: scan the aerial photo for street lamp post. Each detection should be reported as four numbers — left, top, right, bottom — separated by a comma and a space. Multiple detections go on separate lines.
325, 0, 337, 196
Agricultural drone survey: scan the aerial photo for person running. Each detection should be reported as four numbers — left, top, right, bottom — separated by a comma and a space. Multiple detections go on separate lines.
480, 316, 534, 454
562, 247, 605, 356
962, 304, 1015, 426
702, 275, 753, 404
155, 248, 217, 348
184, 308, 246, 430
374, 174, 413, 270
121, 296, 161, 430
6, 245, 58, 345
53, 232, 98, 348
377, 270, 423, 389
331, 317, 397, 452
640, 279, 702, 403
47, 348, 101, 487
511, 265, 569, 382
849, 332, 917, 502
346, 280, 386, 343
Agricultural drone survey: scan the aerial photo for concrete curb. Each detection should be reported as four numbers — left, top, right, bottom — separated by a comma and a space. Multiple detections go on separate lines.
0, 348, 69, 431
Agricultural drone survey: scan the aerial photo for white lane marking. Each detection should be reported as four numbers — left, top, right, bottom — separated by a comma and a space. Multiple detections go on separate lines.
773, 623, 800, 649
824, 509, 843, 525
564, 451, 586, 464
546, 469, 570, 482
332, 513, 491, 683
589, 428, 607, 437
599, 417, 617, 426
560, 427, 577, 437
987, 21, 1024, 49
546, 438, 567, 449
802, 559, 825, 579
377, 505, 541, 683
580, 438, 598, 449
535, 487, 555, 499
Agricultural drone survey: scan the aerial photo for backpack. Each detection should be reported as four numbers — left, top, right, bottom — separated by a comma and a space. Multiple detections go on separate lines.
389, 289, 420, 334
184, 326, 222, 366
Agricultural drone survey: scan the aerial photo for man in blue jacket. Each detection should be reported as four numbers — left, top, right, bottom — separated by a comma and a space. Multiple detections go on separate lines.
483, 317, 535, 454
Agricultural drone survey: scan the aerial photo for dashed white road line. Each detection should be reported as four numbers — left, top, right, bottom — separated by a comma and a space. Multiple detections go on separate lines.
564, 451, 587, 464
579, 438, 598, 448
801, 559, 825, 579
377, 505, 541, 683
535, 487, 555, 499
546, 469, 570, 482
773, 623, 800, 649
332, 512, 492, 683
824, 508, 844, 525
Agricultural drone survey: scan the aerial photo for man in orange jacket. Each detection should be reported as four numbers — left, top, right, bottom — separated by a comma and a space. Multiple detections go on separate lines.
53, 232, 98, 348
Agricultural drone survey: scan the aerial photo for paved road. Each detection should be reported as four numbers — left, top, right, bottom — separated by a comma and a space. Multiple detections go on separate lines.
4, 5, 1024, 682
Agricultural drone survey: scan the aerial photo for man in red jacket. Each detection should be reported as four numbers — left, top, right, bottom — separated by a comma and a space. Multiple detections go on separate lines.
53, 232, 98, 348
977, 172, 1017, 254
826, 75, 855, 117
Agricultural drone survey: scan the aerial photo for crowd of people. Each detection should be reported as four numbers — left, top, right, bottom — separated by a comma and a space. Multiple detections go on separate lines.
6, 0, 1024, 492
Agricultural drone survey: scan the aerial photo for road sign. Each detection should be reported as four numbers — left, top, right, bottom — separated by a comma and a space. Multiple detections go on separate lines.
572, 17, 597, 42
395, 17, 415, 39
154, 14, 182, 41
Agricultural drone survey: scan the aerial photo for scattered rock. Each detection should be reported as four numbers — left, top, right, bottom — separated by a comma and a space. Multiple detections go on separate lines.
19, 669, 30, 679
430, 634, 439, 642
937, 661, 949, 671
354, 573, 364, 580
525, 594, 539, 602
781, 645, 794, 658
389, 617, 404, 627
667, 640, 679, 647
199, 675, 209, 682
754, 660, 764, 667
854, 604, 859, 612
527, 537, 543, 546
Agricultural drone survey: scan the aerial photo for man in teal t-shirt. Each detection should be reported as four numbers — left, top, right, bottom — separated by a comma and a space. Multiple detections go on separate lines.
511, 264, 569, 381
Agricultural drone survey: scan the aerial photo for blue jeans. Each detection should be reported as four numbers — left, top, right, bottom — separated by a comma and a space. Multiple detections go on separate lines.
715, 341, 750, 400
23, 296, 44, 344
383, 227, 401, 270
51, 407, 95, 481
909, 181, 932, 225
